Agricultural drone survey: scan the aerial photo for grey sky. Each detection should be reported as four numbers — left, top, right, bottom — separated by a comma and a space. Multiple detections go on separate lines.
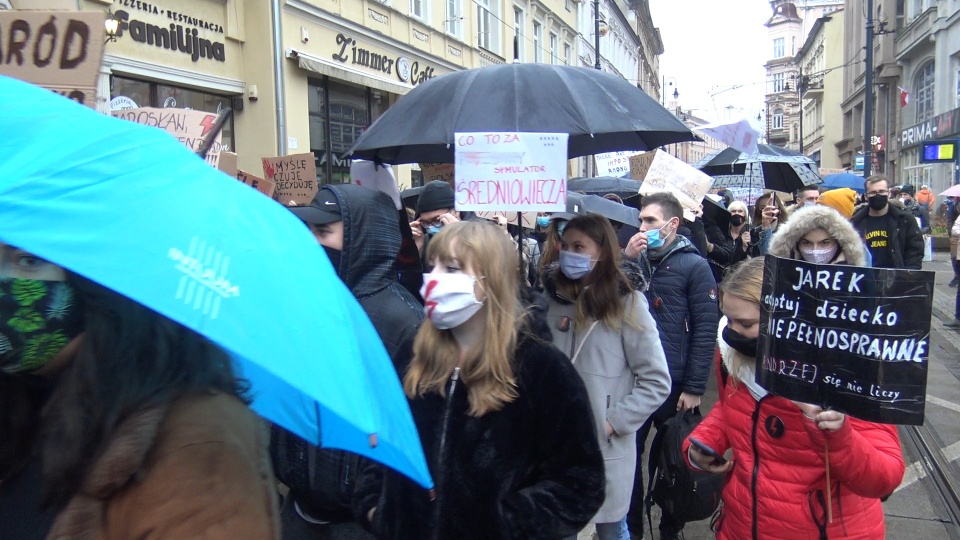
649, 0, 772, 124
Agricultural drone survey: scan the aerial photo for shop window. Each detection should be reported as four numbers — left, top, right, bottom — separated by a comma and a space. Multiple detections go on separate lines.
914, 61, 935, 123
109, 76, 235, 151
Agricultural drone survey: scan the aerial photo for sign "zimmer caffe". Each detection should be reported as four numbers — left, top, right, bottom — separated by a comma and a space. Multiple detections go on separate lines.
330, 33, 436, 85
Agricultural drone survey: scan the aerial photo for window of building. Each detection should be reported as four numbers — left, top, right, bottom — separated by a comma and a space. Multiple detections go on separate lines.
514, 8, 524, 61
476, 0, 499, 54
791, 36, 796, 56
915, 61, 935, 122
308, 78, 390, 185
773, 37, 784, 59
773, 108, 784, 129
565, 0, 571, 10
110, 75, 236, 151
564, 43, 571, 65
446, 0, 461, 37
533, 21, 542, 63
550, 33, 557, 64
772, 72, 786, 93
410, 0, 425, 19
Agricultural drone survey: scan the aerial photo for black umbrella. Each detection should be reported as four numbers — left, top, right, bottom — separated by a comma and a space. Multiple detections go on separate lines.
566, 192, 639, 227
400, 186, 424, 209
347, 64, 696, 164
702, 194, 731, 231
695, 144, 821, 193
568, 177, 642, 200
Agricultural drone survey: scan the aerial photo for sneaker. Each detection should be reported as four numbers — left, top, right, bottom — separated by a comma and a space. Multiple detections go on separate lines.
945, 319, 960, 328
950, 277, 959, 287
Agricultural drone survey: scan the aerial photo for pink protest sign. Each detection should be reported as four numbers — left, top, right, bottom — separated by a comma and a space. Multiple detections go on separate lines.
453, 132, 568, 212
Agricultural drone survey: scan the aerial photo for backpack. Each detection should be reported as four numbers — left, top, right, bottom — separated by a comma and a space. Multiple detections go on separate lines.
645, 408, 726, 530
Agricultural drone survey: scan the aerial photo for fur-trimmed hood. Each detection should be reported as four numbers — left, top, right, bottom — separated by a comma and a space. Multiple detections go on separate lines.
768, 205, 867, 267
540, 258, 647, 305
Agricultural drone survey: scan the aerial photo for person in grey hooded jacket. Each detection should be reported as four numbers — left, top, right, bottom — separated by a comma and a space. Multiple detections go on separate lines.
272, 184, 424, 540
542, 214, 671, 540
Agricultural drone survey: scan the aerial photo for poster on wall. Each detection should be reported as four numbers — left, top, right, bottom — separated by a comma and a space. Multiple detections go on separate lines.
453, 132, 568, 213
757, 255, 934, 425
0, 11, 106, 108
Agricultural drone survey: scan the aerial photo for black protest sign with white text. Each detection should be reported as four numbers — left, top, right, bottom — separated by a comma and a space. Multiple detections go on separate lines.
757, 255, 934, 425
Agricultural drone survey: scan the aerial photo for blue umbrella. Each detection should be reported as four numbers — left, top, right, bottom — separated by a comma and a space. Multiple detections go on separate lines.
821, 172, 865, 193
0, 76, 432, 489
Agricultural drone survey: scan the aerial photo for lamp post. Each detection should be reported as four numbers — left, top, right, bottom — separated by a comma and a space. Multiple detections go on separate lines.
594, 0, 601, 70
863, 0, 875, 177
661, 76, 678, 106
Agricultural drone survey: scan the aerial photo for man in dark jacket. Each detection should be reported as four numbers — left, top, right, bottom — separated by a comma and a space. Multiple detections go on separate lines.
899, 183, 931, 234
623, 192, 719, 539
272, 184, 424, 540
852, 175, 925, 270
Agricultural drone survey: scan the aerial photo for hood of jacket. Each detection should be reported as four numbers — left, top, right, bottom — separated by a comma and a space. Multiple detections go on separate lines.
540, 258, 647, 305
768, 205, 867, 267
325, 184, 403, 298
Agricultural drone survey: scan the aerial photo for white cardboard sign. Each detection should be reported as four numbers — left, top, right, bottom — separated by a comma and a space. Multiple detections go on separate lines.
632, 149, 714, 221
595, 151, 641, 177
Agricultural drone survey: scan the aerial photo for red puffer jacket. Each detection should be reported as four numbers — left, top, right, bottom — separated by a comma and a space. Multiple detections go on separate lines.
684, 334, 905, 540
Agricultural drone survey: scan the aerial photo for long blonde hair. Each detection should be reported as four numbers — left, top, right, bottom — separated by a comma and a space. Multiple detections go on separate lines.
718, 257, 764, 382
404, 221, 522, 417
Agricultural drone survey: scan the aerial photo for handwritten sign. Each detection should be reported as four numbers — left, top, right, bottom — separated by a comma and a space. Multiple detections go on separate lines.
693, 117, 761, 155
757, 255, 934, 425
237, 169, 276, 198
454, 132, 568, 212
419, 163, 455, 187
0, 11, 105, 108
595, 151, 640, 177
112, 107, 224, 167
632, 150, 714, 221
218, 151, 238, 178
262, 153, 318, 206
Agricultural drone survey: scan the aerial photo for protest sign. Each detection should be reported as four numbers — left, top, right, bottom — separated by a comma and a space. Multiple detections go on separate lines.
454, 132, 568, 212
352, 160, 401, 210
757, 254, 934, 425
112, 107, 225, 167
237, 169, 276, 198
693, 117, 761, 155
631, 150, 714, 221
595, 151, 640, 177
262, 153, 318, 206
0, 11, 106, 108
419, 163, 455, 187
474, 210, 538, 229
218, 152, 238, 178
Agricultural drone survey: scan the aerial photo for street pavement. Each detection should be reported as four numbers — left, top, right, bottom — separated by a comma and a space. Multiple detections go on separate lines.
580, 257, 960, 540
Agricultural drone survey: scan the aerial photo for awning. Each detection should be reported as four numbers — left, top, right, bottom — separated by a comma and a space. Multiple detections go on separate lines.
287, 49, 414, 96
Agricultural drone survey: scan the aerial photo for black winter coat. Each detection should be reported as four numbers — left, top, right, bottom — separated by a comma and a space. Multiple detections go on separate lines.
638, 237, 719, 396
272, 184, 424, 523
353, 329, 605, 540
851, 203, 925, 270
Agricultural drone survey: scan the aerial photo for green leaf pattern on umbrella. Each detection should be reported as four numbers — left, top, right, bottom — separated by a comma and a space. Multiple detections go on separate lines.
9, 307, 45, 333
20, 330, 68, 371
12, 279, 47, 306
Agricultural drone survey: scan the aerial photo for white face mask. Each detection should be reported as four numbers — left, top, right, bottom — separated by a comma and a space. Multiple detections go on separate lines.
420, 273, 484, 329
800, 245, 838, 264
559, 250, 595, 280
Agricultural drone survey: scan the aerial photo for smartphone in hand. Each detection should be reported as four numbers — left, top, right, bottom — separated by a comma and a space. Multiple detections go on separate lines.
689, 437, 727, 465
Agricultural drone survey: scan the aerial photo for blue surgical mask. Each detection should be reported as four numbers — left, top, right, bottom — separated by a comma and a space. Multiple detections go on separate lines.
559, 250, 595, 280
425, 225, 442, 236
536, 216, 551, 228
646, 222, 671, 250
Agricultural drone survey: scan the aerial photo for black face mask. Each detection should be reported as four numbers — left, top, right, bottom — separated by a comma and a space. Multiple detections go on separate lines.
323, 246, 342, 275
868, 194, 888, 211
730, 215, 745, 227
722, 325, 757, 358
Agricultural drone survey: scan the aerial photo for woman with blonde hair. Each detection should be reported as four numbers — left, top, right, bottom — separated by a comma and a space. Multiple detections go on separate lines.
683, 257, 904, 539
541, 214, 671, 540
354, 221, 605, 540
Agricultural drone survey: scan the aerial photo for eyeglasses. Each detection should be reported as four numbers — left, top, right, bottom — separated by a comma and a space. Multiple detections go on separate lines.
866, 190, 889, 197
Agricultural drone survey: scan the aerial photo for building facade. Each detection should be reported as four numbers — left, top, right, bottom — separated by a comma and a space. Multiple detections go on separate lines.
796, 11, 845, 169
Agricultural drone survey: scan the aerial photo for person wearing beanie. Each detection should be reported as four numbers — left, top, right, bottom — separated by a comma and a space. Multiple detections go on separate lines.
411, 180, 460, 258
817, 188, 856, 220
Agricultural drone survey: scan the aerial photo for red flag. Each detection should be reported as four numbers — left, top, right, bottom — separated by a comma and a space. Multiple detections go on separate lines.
899, 87, 910, 109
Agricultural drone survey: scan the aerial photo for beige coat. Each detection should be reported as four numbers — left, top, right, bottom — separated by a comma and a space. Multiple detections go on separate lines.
48, 392, 280, 540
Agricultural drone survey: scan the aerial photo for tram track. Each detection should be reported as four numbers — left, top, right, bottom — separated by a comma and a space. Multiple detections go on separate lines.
901, 423, 960, 538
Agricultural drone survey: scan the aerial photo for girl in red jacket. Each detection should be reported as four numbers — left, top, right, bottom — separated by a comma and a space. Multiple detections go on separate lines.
685, 256, 905, 540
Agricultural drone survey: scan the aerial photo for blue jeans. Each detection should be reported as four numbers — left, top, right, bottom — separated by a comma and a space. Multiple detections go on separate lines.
565, 517, 629, 540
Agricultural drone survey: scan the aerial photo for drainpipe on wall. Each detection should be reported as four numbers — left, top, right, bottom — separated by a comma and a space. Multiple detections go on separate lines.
271, 0, 287, 156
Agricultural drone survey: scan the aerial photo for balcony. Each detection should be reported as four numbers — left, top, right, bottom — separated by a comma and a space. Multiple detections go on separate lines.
801, 80, 824, 100
896, 7, 937, 60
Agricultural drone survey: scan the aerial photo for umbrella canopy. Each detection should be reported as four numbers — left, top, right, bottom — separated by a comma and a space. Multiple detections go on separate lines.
0, 76, 432, 489
566, 192, 639, 227
703, 194, 732, 231
696, 144, 821, 193
347, 63, 696, 164
940, 184, 960, 198
400, 186, 424, 209
822, 172, 866, 193
568, 177, 642, 200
